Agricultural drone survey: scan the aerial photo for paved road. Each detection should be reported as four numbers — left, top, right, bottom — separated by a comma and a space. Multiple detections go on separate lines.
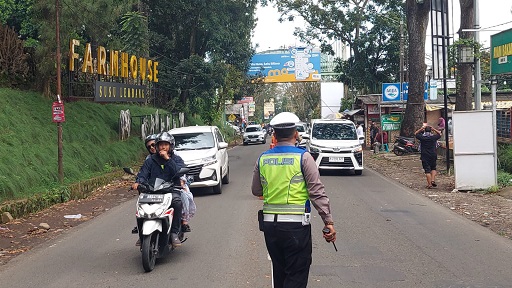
1, 141, 512, 287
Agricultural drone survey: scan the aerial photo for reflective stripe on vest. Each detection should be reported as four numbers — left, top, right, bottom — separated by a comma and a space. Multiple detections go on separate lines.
259, 149, 308, 215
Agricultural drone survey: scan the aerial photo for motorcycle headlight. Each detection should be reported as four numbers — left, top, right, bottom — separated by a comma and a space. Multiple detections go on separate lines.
352, 145, 363, 153
201, 155, 217, 166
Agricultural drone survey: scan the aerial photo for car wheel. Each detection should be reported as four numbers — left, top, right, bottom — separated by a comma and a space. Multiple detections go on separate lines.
262, 139, 266, 144
354, 170, 363, 176
213, 170, 222, 194
243, 142, 248, 146
222, 166, 230, 184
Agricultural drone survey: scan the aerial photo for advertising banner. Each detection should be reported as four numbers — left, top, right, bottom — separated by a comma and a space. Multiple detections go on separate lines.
263, 99, 275, 119
248, 47, 321, 83
381, 114, 402, 131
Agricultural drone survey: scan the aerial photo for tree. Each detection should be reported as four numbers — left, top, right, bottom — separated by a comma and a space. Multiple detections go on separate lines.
399, 0, 431, 137
282, 82, 321, 121
454, 0, 474, 111
262, 0, 404, 93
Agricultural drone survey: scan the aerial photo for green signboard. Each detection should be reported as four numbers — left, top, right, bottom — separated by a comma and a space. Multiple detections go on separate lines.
381, 114, 402, 131
491, 28, 512, 75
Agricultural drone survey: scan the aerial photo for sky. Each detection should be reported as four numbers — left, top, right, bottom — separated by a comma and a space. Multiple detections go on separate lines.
251, 1, 512, 53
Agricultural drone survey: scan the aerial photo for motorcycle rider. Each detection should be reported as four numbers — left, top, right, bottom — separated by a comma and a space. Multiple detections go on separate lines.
132, 131, 185, 247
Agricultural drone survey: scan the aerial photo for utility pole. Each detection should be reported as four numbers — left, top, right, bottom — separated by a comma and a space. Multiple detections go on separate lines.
474, 0, 481, 110
56, 0, 64, 183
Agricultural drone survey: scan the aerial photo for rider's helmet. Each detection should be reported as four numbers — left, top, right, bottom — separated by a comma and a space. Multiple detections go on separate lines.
270, 112, 300, 130
155, 131, 175, 148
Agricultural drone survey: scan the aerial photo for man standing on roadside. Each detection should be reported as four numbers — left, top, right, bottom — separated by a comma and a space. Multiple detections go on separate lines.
252, 112, 336, 288
415, 125, 441, 189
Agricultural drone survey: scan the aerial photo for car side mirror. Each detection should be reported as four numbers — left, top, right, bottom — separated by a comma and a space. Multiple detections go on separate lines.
219, 142, 228, 149
359, 136, 365, 141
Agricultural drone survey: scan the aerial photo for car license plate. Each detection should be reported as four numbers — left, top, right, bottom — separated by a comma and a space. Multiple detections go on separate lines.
138, 194, 164, 203
329, 157, 344, 162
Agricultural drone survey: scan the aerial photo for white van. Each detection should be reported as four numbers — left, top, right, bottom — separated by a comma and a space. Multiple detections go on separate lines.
302, 119, 364, 175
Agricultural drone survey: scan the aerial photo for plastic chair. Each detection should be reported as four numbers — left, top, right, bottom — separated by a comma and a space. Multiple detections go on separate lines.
382, 143, 389, 152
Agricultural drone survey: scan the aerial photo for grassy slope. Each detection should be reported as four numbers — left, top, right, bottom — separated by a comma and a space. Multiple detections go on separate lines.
0, 88, 162, 202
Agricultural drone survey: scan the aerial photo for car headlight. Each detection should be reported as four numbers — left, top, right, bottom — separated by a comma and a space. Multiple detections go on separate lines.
352, 145, 363, 153
309, 145, 321, 153
201, 155, 217, 166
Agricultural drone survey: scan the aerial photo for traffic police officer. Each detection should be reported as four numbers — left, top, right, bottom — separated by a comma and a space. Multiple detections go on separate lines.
252, 112, 336, 288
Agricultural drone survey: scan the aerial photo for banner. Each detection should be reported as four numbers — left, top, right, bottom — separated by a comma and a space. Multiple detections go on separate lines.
381, 114, 402, 131
248, 47, 321, 83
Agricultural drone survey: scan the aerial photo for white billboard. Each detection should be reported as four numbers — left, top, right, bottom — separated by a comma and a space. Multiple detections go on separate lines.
320, 82, 344, 118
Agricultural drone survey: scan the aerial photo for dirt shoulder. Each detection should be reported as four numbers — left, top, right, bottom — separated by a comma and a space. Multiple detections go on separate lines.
1, 148, 512, 266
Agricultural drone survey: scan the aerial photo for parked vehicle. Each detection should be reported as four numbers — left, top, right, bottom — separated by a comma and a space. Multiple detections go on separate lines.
243, 124, 267, 145
392, 136, 419, 156
225, 121, 241, 135
124, 167, 189, 272
169, 126, 229, 194
302, 119, 364, 175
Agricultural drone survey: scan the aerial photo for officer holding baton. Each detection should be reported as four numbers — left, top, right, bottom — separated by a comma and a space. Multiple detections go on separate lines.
252, 112, 336, 288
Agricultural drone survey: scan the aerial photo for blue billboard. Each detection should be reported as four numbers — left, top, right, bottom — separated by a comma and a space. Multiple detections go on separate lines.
248, 47, 321, 83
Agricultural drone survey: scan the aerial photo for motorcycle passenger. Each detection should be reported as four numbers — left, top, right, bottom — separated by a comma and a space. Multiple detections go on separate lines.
144, 134, 158, 159
252, 112, 336, 288
132, 132, 185, 247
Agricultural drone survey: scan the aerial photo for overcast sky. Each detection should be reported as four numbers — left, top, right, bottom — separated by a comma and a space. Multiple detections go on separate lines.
251, 1, 512, 53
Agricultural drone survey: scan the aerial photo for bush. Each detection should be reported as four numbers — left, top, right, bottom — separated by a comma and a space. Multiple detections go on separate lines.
498, 144, 512, 173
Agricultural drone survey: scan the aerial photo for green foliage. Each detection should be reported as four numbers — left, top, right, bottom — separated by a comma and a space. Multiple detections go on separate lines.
498, 144, 512, 174
0, 88, 163, 203
120, 11, 149, 56
339, 95, 354, 112
497, 171, 512, 188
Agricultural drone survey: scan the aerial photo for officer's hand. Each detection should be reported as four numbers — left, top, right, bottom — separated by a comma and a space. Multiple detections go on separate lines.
323, 224, 336, 243
131, 183, 139, 190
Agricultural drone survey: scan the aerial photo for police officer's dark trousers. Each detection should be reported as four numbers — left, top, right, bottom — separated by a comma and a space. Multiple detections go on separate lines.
263, 221, 312, 288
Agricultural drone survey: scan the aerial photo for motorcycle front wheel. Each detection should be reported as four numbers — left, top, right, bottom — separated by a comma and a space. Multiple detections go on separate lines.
142, 233, 157, 272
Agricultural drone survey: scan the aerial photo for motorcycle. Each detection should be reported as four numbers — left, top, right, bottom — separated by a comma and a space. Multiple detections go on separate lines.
124, 167, 189, 272
392, 136, 419, 156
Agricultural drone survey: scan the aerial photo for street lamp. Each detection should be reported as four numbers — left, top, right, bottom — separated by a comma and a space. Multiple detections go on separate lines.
457, 44, 476, 64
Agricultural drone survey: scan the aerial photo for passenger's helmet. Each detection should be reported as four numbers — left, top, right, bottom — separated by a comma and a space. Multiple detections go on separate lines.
144, 134, 157, 145
155, 131, 175, 147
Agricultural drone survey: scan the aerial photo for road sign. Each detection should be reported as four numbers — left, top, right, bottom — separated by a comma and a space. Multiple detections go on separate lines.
52, 101, 65, 123
228, 114, 236, 122
491, 28, 512, 75
382, 83, 401, 102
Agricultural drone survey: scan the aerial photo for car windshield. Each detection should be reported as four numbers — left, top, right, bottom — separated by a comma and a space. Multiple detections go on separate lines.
296, 125, 305, 132
312, 123, 357, 140
245, 127, 261, 132
173, 132, 215, 150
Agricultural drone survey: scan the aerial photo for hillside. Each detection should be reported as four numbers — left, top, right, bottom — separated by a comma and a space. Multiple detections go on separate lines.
0, 88, 163, 203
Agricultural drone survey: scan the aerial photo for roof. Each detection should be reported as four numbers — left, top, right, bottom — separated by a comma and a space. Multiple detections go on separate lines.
169, 125, 215, 134
312, 118, 354, 124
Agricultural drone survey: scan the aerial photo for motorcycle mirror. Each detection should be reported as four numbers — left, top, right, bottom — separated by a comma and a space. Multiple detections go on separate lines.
123, 167, 135, 175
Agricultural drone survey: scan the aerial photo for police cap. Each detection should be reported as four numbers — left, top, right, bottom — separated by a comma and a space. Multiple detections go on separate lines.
270, 112, 300, 129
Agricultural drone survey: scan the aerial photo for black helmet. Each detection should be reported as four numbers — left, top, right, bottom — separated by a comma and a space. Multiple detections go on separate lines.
155, 132, 175, 147
144, 134, 157, 145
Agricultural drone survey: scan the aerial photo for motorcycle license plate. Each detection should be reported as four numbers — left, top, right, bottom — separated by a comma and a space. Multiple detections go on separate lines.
329, 157, 344, 162
138, 194, 164, 203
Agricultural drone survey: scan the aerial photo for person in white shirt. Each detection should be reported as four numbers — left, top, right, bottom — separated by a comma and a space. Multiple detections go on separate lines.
356, 123, 365, 145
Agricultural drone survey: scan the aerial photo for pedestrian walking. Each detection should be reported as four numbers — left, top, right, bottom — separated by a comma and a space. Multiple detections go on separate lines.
415, 125, 441, 189
252, 112, 336, 288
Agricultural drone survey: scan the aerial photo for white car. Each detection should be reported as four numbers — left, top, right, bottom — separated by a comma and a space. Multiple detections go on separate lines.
169, 126, 229, 194
225, 122, 241, 135
302, 119, 364, 175
243, 124, 267, 145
